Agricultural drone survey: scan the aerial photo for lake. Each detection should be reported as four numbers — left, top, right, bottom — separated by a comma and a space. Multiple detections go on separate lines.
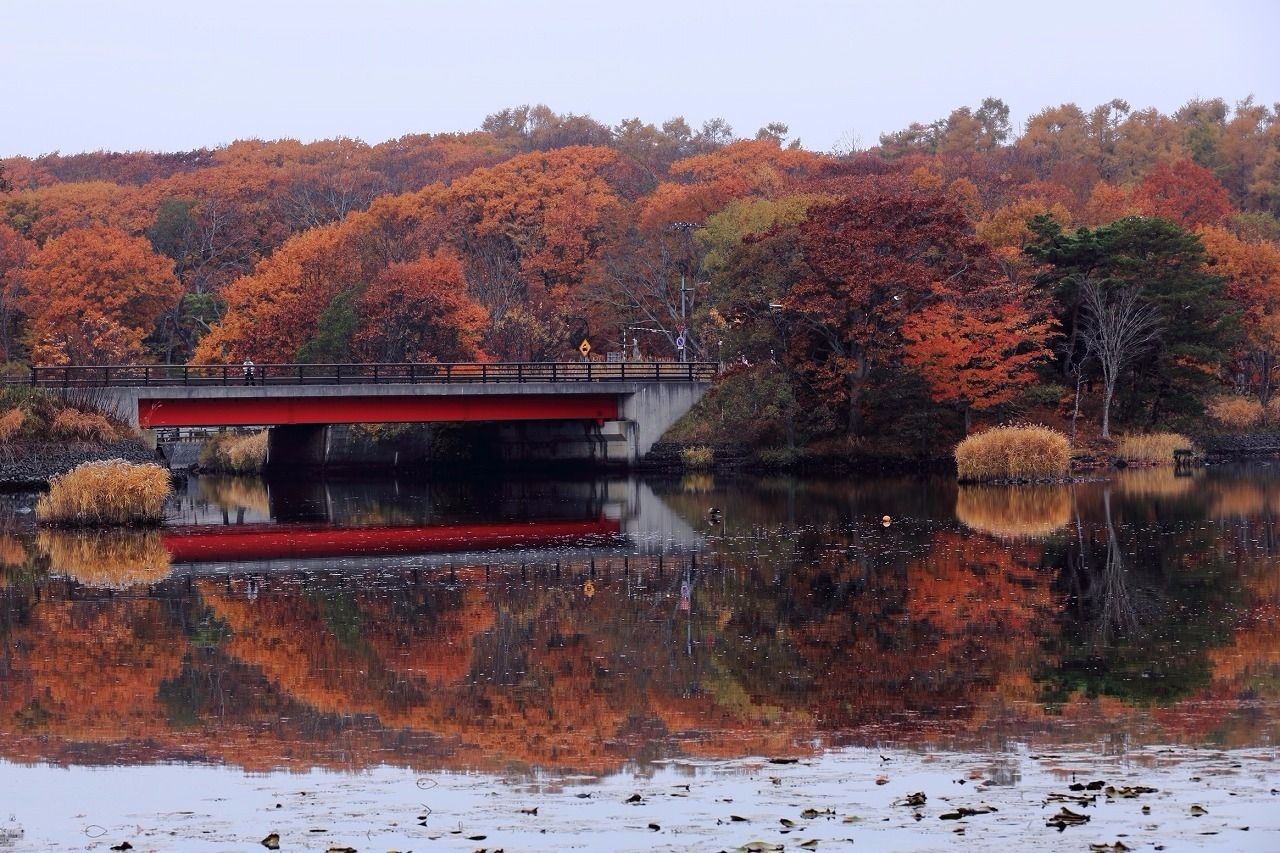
1, 464, 1278, 850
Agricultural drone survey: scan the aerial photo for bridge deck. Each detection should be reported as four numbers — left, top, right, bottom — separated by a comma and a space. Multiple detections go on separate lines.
21, 361, 717, 388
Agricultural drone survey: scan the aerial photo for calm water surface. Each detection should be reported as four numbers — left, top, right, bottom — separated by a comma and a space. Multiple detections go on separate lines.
2, 464, 1279, 849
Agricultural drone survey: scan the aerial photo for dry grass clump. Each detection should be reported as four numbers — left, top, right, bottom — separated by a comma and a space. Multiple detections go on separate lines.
37, 529, 171, 588
954, 425, 1071, 482
1115, 432, 1195, 465
956, 484, 1072, 540
0, 408, 24, 442
36, 459, 172, 526
680, 445, 715, 470
1207, 395, 1264, 430
51, 408, 118, 442
198, 430, 269, 474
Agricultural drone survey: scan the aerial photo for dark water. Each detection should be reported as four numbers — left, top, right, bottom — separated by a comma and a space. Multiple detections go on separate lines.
2, 464, 1277, 779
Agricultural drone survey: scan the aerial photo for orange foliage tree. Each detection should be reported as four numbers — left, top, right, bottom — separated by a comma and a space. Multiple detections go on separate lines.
0, 224, 33, 360
353, 253, 488, 362
19, 225, 180, 364
1198, 225, 1280, 400
902, 286, 1057, 429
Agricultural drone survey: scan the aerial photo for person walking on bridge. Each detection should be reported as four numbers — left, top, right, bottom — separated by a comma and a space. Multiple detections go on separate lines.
242, 358, 255, 386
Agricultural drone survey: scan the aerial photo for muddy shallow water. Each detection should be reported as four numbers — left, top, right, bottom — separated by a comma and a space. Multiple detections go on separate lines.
2, 466, 1279, 850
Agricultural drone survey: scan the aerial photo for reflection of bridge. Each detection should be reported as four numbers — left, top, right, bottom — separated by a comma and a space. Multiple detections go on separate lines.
161, 518, 622, 564
32, 362, 715, 465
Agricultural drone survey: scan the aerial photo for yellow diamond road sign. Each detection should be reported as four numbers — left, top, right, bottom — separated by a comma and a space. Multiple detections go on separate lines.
579, 338, 591, 357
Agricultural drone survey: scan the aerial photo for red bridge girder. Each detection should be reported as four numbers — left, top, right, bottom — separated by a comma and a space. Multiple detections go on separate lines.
138, 393, 620, 428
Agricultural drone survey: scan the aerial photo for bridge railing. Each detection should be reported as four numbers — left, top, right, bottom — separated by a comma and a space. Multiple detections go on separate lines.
22, 361, 719, 388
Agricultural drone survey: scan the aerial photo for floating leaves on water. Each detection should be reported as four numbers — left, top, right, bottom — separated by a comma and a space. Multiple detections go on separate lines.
1068, 780, 1106, 791
1190, 804, 1209, 816
768, 758, 799, 765
1106, 785, 1158, 798
799, 840, 819, 849
939, 805, 997, 820
519, 807, 538, 815
260, 832, 280, 850
625, 794, 643, 804
874, 776, 889, 785
466, 835, 487, 841
898, 792, 927, 807
574, 793, 592, 799
1046, 792, 1096, 806
648, 823, 660, 831
1046, 807, 1091, 829
800, 807, 834, 818
730, 815, 748, 822
1090, 843, 1131, 852
326, 847, 357, 853
779, 818, 796, 828
737, 843, 784, 852
109, 844, 132, 852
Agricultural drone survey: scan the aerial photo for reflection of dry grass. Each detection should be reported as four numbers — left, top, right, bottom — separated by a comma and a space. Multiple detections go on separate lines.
1115, 466, 1199, 499
955, 426, 1071, 481
955, 485, 1072, 539
1209, 482, 1267, 519
198, 476, 271, 515
36, 459, 171, 526
37, 529, 171, 588
1115, 432, 1193, 464
0, 534, 27, 567
681, 473, 716, 493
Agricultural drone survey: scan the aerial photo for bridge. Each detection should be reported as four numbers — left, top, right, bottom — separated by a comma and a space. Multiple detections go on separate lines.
29, 362, 716, 465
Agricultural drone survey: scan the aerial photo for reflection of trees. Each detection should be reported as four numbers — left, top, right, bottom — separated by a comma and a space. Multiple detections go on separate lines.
1040, 484, 1239, 705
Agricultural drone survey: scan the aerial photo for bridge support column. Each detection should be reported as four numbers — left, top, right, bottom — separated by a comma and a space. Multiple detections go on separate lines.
492, 420, 636, 464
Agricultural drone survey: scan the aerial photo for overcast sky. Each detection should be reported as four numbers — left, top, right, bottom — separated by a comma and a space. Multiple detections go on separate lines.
3, 0, 1277, 157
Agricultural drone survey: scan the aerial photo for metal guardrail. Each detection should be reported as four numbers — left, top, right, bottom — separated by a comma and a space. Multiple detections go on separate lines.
20, 361, 719, 388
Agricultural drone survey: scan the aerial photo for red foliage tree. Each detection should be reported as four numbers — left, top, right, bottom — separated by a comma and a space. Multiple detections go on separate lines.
1137, 159, 1233, 227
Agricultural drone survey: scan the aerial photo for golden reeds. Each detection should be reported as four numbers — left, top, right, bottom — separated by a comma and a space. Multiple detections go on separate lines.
198, 430, 268, 474
1207, 395, 1263, 430
955, 484, 1072, 540
37, 528, 171, 588
954, 425, 1071, 482
1115, 432, 1195, 465
0, 408, 23, 442
679, 445, 715, 469
36, 459, 172, 526
50, 408, 118, 442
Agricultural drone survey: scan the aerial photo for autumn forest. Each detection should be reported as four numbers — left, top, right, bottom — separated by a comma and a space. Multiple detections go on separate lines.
3, 97, 1280, 454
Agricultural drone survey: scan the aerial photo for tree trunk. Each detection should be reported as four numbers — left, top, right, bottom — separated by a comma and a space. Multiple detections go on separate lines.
1101, 378, 1115, 439
847, 371, 862, 435
963, 404, 972, 434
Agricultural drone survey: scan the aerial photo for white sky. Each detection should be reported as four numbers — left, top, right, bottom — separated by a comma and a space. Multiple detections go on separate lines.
2, 0, 1277, 157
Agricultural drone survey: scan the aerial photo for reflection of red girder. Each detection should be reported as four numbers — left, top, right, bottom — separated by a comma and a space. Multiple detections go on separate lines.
137, 394, 620, 428
161, 519, 622, 562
